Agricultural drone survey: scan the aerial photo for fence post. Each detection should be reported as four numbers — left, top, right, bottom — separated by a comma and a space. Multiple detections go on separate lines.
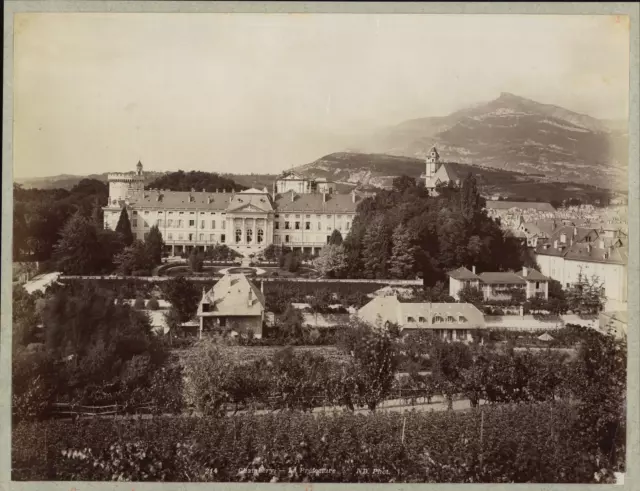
479, 409, 484, 468
401, 416, 406, 444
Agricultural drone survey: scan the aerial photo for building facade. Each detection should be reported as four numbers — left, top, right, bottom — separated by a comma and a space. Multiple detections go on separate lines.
535, 225, 628, 310
358, 295, 485, 343
447, 266, 550, 301
196, 274, 265, 338
103, 163, 359, 257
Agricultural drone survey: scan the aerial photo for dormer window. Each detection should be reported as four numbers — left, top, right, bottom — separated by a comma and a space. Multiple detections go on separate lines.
458, 316, 467, 323
407, 316, 415, 323
418, 316, 426, 322
433, 315, 444, 324
446, 315, 456, 323
202, 303, 210, 313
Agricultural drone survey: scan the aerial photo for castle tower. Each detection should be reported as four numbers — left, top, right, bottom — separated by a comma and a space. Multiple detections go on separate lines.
107, 161, 146, 204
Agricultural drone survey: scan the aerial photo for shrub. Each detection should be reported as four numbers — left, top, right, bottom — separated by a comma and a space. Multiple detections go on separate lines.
146, 298, 160, 310
12, 402, 619, 483
133, 296, 146, 309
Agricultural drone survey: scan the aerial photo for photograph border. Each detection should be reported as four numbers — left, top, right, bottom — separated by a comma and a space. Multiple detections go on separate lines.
2, 2, 638, 490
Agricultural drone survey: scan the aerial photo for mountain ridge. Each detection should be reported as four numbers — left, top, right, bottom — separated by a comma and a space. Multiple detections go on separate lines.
352, 92, 628, 189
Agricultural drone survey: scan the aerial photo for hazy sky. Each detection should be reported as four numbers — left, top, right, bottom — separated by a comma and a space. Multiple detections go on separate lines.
13, 13, 630, 178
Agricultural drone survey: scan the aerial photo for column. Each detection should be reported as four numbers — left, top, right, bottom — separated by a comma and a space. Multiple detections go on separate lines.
172, 244, 175, 256
242, 217, 246, 244
199, 316, 203, 339
253, 218, 257, 246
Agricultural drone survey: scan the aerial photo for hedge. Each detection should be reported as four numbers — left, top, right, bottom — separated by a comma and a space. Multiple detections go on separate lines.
12, 402, 612, 483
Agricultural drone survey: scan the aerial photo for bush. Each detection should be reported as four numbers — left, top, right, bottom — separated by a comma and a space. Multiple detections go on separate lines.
12, 402, 618, 482
146, 298, 160, 310
133, 297, 146, 309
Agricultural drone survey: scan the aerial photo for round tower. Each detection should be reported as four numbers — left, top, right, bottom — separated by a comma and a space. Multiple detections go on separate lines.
107, 161, 146, 204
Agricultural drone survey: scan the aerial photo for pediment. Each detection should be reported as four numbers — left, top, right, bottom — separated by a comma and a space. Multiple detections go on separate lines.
227, 202, 270, 214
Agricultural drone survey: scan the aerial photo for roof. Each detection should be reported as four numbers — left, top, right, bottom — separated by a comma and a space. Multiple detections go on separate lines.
537, 333, 555, 342
477, 272, 527, 285
536, 227, 628, 265
447, 266, 480, 281
226, 193, 274, 213
197, 274, 264, 317
358, 296, 485, 330
486, 201, 555, 212
515, 268, 550, 281
128, 190, 233, 211
274, 190, 359, 214
23, 272, 62, 294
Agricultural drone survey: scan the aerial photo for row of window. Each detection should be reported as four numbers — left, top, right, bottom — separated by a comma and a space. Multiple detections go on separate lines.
163, 232, 227, 243
133, 219, 227, 229
275, 213, 352, 219
275, 221, 351, 231
406, 315, 468, 324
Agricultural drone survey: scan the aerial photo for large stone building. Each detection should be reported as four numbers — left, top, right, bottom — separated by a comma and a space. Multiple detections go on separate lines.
103, 162, 359, 257
535, 225, 628, 310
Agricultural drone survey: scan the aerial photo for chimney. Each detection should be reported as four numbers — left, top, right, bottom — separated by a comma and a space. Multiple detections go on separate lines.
472, 265, 476, 274
291, 191, 295, 202
202, 188, 206, 193
351, 189, 356, 203
560, 233, 567, 244
522, 267, 528, 277
322, 191, 327, 203
598, 239, 605, 249
554, 240, 558, 249
248, 288, 253, 306
222, 189, 226, 194
261, 280, 264, 294
191, 188, 195, 193
587, 243, 592, 253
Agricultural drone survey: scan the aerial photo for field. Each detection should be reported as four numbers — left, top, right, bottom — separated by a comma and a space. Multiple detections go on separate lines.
12, 402, 619, 483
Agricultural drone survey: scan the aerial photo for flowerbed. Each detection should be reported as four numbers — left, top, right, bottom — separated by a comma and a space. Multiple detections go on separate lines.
12, 402, 615, 483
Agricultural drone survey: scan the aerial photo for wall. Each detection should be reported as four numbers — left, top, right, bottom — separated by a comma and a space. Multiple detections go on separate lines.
202, 315, 263, 338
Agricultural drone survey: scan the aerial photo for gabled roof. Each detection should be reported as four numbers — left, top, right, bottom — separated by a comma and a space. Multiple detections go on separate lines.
357, 295, 485, 330
447, 266, 480, 281
274, 190, 358, 214
197, 274, 264, 317
515, 268, 549, 281
226, 194, 274, 213
477, 272, 527, 285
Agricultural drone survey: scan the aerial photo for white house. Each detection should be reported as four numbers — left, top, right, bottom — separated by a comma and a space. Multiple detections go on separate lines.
447, 266, 550, 301
535, 226, 628, 310
357, 295, 485, 343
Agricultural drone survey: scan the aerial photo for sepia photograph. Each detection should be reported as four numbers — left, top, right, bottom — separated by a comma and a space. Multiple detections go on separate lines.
2, 1, 638, 487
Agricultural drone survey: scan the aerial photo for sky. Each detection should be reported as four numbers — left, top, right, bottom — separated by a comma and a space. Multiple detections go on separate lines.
13, 13, 630, 179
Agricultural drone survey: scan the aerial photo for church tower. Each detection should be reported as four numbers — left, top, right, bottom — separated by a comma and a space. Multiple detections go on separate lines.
424, 146, 440, 181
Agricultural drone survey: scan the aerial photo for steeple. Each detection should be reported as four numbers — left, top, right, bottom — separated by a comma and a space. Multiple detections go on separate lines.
136, 160, 143, 176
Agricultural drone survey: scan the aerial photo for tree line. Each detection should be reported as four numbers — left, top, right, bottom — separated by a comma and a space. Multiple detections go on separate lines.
312, 174, 535, 283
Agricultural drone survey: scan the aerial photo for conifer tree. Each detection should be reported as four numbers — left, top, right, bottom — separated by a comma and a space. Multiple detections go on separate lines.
145, 225, 165, 265
328, 229, 344, 246
53, 212, 102, 274
115, 207, 134, 246
389, 224, 418, 279
362, 216, 392, 279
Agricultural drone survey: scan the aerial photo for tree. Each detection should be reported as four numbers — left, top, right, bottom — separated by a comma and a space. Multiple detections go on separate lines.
348, 321, 399, 411
53, 212, 104, 275
328, 229, 343, 246
115, 207, 134, 246
263, 244, 278, 262
313, 244, 347, 278
276, 304, 308, 344
145, 225, 165, 265
566, 272, 605, 315
114, 240, 154, 275
188, 249, 204, 273
430, 341, 472, 409
389, 224, 418, 279
283, 251, 301, 273
161, 276, 200, 323
460, 172, 484, 220
458, 284, 485, 308
392, 174, 417, 194
361, 216, 392, 279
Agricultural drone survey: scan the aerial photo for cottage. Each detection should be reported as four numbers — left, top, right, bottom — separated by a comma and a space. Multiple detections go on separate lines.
196, 273, 265, 338
357, 295, 485, 343
447, 266, 549, 301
